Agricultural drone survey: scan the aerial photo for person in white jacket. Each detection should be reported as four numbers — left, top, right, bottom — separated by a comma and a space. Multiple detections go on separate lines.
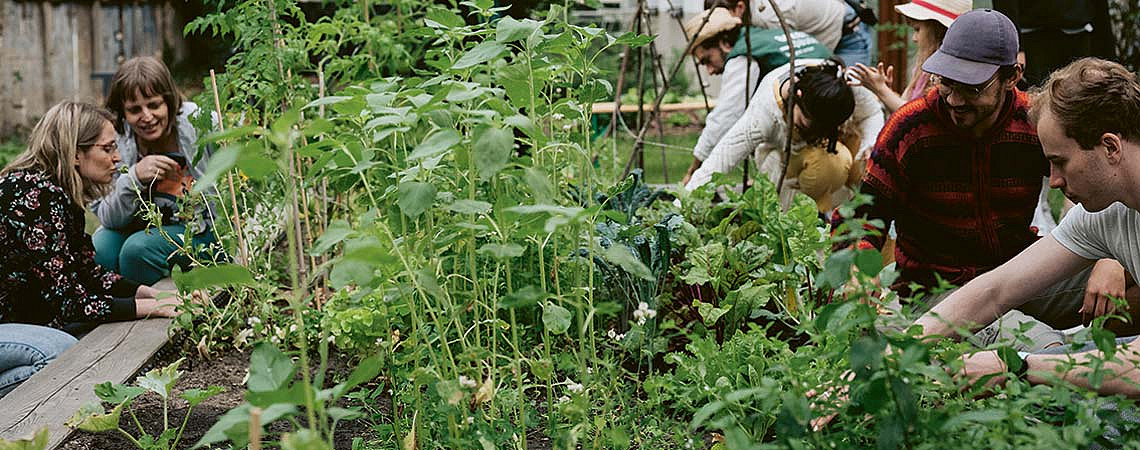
684, 58, 885, 212
681, 7, 833, 186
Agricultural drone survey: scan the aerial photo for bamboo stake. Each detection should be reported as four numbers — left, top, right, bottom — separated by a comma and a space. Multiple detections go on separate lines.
621, 9, 714, 177
209, 69, 249, 265
249, 407, 262, 450
606, 1, 643, 139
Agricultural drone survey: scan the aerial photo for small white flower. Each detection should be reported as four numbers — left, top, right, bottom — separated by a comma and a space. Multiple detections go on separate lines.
557, 395, 570, 403
247, 316, 261, 326
552, 113, 565, 120
459, 375, 477, 389
289, 324, 298, 333
586, 367, 593, 374
566, 378, 584, 393
466, 416, 475, 425
562, 123, 573, 131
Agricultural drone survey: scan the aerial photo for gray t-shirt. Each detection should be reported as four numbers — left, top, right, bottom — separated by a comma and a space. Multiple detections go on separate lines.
1052, 202, 1140, 285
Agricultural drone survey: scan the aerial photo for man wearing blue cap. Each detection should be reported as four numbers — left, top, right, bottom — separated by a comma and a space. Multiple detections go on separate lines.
849, 9, 1136, 348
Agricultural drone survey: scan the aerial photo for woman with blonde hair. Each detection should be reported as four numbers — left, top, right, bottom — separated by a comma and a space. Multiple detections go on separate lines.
846, 0, 971, 112
92, 56, 218, 285
0, 101, 186, 398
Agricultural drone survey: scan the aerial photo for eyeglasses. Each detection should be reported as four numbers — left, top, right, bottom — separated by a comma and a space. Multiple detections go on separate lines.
930, 74, 999, 99
88, 141, 118, 153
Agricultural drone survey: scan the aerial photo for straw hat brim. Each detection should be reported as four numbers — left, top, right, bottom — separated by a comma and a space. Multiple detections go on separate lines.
895, 3, 956, 28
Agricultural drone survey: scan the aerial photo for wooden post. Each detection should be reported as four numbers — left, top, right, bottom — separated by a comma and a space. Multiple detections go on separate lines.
209, 70, 249, 266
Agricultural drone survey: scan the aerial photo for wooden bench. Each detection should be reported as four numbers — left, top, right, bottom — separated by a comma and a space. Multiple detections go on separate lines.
0, 279, 176, 448
590, 100, 717, 114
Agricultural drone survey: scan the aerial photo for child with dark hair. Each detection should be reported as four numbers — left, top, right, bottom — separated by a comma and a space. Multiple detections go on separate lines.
684, 58, 884, 213
91, 56, 219, 285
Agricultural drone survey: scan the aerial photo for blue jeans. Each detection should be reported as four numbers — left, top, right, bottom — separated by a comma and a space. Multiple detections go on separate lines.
834, 5, 872, 67
0, 324, 77, 398
93, 224, 217, 285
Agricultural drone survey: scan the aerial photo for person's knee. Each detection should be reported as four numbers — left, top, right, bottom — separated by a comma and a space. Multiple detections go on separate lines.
119, 231, 175, 284
92, 228, 124, 272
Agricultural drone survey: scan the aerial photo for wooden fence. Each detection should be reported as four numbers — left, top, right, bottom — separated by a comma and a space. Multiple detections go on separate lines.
0, 0, 187, 136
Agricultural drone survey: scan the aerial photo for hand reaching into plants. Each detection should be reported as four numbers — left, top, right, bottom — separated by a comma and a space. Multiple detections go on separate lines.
134, 154, 180, 185
956, 350, 1012, 393
807, 370, 854, 431
1082, 259, 1127, 324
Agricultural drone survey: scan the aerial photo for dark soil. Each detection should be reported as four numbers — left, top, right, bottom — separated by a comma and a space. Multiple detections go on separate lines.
59, 346, 382, 450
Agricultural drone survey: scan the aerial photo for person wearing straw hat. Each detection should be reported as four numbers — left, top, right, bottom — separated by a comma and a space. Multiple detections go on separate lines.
845, 9, 1130, 349
680, 7, 833, 187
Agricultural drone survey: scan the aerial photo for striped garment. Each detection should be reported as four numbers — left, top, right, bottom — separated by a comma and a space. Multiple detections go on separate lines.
852, 87, 1047, 295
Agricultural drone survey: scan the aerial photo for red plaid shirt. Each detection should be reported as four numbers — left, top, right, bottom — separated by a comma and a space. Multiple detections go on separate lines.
853, 88, 1047, 295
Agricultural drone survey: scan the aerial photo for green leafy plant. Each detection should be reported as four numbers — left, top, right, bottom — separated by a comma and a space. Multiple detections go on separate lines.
65, 359, 224, 450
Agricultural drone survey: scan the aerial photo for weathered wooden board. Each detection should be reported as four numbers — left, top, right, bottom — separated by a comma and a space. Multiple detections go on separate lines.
0, 0, 187, 136
591, 100, 717, 114
0, 317, 173, 448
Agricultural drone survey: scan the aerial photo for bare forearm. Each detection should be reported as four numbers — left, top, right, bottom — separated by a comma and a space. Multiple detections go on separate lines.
917, 274, 1011, 340
1027, 348, 1140, 398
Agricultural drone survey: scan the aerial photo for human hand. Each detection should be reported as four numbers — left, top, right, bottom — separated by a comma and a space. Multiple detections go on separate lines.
134, 155, 180, 185
956, 350, 1010, 392
1082, 259, 1126, 324
807, 370, 854, 431
135, 284, 162, 300
846, 63, 894, 96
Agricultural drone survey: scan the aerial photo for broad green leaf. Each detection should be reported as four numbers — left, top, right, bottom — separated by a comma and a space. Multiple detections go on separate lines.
694, 299, 730, 326
500, 285, 546, 309
137, 358, 183, 400
65, 401, 122, 432
248, 343, 295, 393
452, 42, 507, 70
612, 32, 654, 48
302, 96, 353, 110
93, 382, 146, 405
690, 400, 725, 430
0, 427, 48, 450
496, 17, 541, 43
199, 126, 260, 145
191, 144, 239, 194
473, 126, 513, 180
397, 182, 437, 218
192, 403, 297, 449
816, 249, 855, 290
237, 151, 278, 179
941, 410, 1008, 430
327, 407, 364, 421
172, 264, 256, 291
478, 243, 525, 259
330, 355, 383, 399
602, 246, 654, 281
524, 168, 555, 203
181, 386, 225, 407
408, 129, 461, 161
542, 302, 571, 334
443, 199, 492, 215
854, 249, 883, 278
529, 358, 554, 381
424, 8, 465, 29
282, 429, 330, 450
311, 220, 354, 255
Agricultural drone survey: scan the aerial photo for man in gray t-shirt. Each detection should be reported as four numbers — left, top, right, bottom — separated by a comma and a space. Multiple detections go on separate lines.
908, 57, 1140, 397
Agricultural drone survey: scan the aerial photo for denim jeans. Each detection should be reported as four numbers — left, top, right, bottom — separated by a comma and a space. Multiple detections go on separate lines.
0, 323, 77, 398
833, 5, 872, 67
93, 225, 217, 285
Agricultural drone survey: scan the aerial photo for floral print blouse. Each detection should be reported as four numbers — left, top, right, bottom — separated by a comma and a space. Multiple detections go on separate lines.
0, 170, 138, 328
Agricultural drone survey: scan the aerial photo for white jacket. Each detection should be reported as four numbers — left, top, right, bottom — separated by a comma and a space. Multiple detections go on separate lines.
749, 0, 845, 50
684, 59, 885, 191
693, 56, 762, 162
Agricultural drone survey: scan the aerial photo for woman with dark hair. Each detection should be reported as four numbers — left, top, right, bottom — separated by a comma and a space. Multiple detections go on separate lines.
0, 101, 188, 398
92, 56, 218, 285
684, 58, 884, 213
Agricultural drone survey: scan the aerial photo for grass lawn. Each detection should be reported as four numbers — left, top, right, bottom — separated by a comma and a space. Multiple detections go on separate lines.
593, 127, 745, 186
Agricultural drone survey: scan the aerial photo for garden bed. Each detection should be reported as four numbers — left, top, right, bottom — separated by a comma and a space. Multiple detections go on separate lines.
59, 348, 380, 450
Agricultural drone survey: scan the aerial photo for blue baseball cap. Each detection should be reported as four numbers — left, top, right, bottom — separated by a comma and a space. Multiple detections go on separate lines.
922, 9, 1019, 85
